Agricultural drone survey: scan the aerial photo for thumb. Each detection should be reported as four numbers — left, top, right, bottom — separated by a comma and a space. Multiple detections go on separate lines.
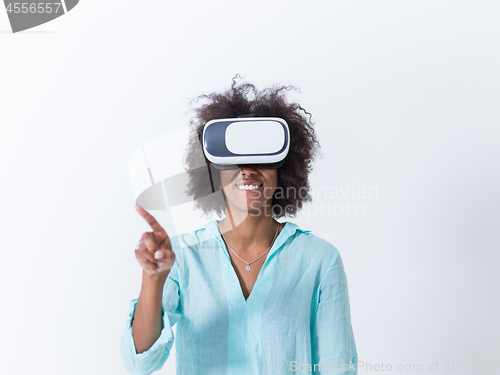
154, 250, 165, 259
154, 250, 175, 260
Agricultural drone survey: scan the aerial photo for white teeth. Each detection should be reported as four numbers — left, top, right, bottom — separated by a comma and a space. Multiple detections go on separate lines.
237, 184, 261, 190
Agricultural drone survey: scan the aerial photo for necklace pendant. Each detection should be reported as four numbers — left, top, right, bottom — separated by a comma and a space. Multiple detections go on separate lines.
246, 265, 251, 271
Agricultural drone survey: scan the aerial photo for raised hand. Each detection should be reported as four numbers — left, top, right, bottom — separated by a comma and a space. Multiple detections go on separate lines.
134, 205, 175, 278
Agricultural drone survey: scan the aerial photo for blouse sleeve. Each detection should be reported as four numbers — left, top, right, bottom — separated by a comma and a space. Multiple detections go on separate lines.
311, 248, 358, 374
120, 263, 181, 375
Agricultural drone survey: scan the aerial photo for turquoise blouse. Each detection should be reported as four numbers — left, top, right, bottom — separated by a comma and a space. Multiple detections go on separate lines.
121, 219, 358, 374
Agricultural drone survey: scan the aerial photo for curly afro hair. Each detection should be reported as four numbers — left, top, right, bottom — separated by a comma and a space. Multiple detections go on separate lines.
182, 74, 321, 219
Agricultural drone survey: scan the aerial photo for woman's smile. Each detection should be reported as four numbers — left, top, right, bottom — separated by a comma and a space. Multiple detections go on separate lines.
235, 181, 264, 193
219, 166, 277, 216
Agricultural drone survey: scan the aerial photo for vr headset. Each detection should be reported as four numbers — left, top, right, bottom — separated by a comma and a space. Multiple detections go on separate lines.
200, 115, 290, 170
128, 115, 290, 212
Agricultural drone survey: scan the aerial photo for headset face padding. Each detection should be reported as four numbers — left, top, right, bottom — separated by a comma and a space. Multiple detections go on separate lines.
210, 159, 286, 170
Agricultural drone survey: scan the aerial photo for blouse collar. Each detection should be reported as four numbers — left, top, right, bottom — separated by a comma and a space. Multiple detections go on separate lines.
203, 219, 311, 260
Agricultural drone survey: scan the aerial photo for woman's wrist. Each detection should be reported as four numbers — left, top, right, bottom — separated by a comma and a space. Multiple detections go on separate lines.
142, 269, 169, 288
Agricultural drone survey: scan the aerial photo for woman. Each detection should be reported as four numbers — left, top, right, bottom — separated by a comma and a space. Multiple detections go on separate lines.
121, 77, 358, 375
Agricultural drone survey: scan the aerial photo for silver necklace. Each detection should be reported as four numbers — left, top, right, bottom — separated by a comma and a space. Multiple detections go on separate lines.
219, 221, 280, 271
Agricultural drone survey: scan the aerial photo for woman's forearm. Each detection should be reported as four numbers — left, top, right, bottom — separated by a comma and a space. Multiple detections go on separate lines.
131, 270, 169, 354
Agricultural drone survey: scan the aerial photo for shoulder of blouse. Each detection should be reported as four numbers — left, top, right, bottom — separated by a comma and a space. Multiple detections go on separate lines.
169, 220, 340, 262
289, 226, 340, 256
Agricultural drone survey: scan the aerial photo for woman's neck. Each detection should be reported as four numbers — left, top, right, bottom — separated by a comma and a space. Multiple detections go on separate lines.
219, 209, 278, 253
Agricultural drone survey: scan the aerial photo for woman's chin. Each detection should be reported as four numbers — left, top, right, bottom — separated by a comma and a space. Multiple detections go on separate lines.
226, 200, 267, 216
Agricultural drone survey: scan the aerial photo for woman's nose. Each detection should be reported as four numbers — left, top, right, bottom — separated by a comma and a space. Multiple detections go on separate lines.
238, 164, 258, 174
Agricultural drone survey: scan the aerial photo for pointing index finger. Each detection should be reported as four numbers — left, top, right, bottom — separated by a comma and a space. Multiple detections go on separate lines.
135, 205, 168, 236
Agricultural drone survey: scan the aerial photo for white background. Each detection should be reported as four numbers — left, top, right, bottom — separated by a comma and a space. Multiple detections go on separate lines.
1, 1, 499, 374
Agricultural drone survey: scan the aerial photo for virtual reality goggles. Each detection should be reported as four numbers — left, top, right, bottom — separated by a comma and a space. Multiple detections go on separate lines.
200, 115, 290, 170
